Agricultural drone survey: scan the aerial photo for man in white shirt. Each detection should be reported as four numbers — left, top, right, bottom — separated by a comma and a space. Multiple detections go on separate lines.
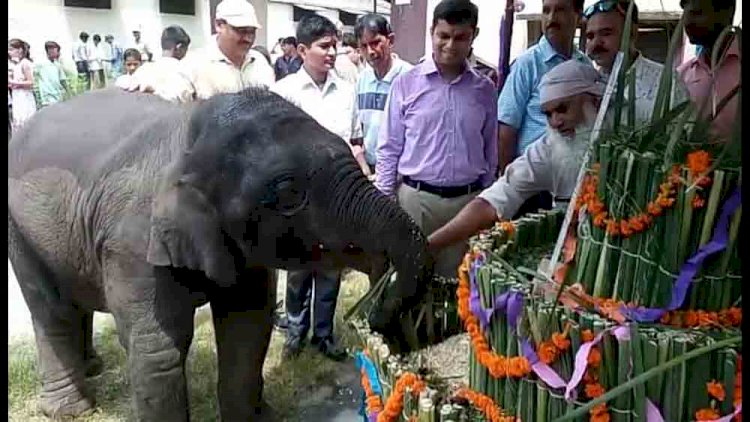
73, 32, 90, 89
131, 28, 153, 62
127, 25, 195, 103
428, 60, 604, 252
270, 14, 365, 362
583, 0, 689, 125
99, 35, 114, 85
87, 34, 105, 89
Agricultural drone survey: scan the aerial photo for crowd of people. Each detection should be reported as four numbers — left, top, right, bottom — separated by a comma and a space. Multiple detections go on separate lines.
8, 0, 739, 363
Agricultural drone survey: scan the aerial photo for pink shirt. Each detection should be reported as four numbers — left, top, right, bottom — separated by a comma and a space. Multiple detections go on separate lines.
677, 38, 740, 142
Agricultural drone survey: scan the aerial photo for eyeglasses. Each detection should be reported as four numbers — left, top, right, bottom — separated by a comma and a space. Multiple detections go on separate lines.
583, 0, 628, 19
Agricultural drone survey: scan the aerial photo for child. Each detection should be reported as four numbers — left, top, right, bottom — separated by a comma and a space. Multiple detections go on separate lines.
270, 14, 366, 363
35, 41, 70, 107
8, 39, 36, 133
115, 49, 143, 90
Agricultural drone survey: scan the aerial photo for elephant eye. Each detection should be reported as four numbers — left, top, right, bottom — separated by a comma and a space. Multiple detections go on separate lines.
263, 177, 308, 216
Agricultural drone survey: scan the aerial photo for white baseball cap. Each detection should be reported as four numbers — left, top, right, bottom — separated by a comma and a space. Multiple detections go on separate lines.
215, 0, 262, 29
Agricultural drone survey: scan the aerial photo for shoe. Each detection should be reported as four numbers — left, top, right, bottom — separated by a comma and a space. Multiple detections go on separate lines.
282, 334, 304, 359
274, 314, 288, 330
311, 336, 347, 361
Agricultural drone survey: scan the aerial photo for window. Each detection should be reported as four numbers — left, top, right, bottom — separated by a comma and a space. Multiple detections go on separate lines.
160, 0, 195, 16
64, 0, 111, 9
293, 6, 317, 22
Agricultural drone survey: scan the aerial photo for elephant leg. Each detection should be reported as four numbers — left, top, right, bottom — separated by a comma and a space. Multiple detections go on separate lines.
210, 266, 276, 421
9, 223, 94, 418
104, 260, 194, 422
77, 307, 104, 377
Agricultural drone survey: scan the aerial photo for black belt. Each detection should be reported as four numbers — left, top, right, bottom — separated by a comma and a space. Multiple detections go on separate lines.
402, 175, 483, 198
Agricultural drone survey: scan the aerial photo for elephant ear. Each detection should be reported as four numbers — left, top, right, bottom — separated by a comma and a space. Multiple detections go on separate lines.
146, 180, 239, 287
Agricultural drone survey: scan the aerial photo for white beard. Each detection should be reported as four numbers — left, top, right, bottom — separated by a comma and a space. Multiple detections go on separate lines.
548, 103, 598, 172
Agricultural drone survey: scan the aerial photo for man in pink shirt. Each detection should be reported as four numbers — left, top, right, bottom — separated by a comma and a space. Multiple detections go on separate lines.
677, 0, 738, 142
375, 0, 498, 278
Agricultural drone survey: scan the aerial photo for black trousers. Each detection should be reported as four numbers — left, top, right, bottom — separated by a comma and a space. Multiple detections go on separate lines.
285, 269, 341, 341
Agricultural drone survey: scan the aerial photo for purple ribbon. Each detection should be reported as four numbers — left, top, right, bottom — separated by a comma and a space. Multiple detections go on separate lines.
622, 188, 741, 322
565, 325, 631, 401
468, 254, 568, 389
647, 399, 742, 422
468, 255, 524, 331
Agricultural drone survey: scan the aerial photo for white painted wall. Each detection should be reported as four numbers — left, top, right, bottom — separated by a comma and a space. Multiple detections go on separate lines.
9, 0, 211, 67
266, 2, 296, 48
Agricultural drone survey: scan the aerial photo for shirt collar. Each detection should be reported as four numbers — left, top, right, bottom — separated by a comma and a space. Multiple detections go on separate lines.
209, 35, 256, 67
418, 55, 472, 80
538, 35, 582, 63
697, 36, 740, 67
297, 66, 338, 94
371, 56, 406, 83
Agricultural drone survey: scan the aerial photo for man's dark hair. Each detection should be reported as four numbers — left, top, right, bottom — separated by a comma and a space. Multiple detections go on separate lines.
44, 41, 61, 53
93, 34, 101, 43
354, 13, 392, 40
79, 31, 89, 41
296, 14, 338, 46
342, 33, 358, 49
282, 36, 298, 47
432, 0, 479, 29
161, 25, 191, 50
123, 48, 142, 62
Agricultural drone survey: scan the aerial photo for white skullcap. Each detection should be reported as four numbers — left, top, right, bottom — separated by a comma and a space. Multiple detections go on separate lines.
539, 60, 606, 105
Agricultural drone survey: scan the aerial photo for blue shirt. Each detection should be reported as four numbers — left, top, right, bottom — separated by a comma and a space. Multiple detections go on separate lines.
356, 57, 413, 166
497, 36, 589, 154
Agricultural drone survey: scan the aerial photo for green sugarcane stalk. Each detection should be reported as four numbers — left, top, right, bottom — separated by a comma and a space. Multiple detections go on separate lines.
631, 325, 647, 422
683, 338, 712, 421
593, 147, 626, 298
503, 322, 519, 415
583, 144, 613, 292
642, 337, 659, 402
520, 378, 535, 421
635, 166, 665, 307
678, 168, 697, 265
613, 334, 632, 421
721, 350, 737, 416
536, 382, 549, 422
718, 208, 741, 309
553, 335, 741, 422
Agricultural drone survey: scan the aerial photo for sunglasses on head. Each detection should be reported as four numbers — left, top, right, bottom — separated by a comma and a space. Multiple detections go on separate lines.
583, 0, 629, 19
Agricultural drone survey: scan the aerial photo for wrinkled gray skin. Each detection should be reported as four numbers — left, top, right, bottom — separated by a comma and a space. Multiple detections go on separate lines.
8, 88, 432, 421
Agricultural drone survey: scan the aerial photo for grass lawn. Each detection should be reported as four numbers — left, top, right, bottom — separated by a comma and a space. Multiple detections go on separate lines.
8, 271, 370, 422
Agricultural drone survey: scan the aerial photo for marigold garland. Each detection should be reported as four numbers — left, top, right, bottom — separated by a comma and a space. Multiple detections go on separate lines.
658, 308, 742, 328
455, 387, 517, 422
696, 408, 721, 421
458, 255, 532, 379
377, 372, 426, 422
707, 380, 726, 402
576, 164, 681, 238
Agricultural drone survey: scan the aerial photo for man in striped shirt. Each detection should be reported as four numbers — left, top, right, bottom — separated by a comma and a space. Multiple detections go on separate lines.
354, 14, 413, 178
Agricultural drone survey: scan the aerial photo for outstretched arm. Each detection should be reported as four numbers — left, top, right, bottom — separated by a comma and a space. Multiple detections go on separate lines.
427, 198, 498, 253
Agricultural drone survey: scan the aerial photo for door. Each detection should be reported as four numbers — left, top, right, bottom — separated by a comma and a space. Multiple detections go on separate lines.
390, 0, 428, 64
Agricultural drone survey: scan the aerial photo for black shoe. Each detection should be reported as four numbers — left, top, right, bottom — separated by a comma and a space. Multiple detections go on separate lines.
311, 336, 347, 361
282, 334, 304, 359
274, 314, 288, 330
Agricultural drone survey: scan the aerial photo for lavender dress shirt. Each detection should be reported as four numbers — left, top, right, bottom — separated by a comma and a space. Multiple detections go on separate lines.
374, 57, 498, 197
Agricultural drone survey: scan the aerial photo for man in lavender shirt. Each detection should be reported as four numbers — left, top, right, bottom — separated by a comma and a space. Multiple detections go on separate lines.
375, 0, 498, 278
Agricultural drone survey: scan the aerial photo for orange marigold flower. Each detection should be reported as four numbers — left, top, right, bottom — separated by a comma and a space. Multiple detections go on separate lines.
538, 341, 559, 364
552, 332, 571, 351
586, 382, 606, 398
660, 312, 673, 325
605, 219, 620, 236
684, 311, 699, 327
728, 308, 742, 325
591, 403, 609, 416
582, 329, 595, 343
693, 196, 707, 208
707, 380, 726, 401
499, 221, 515, 236
697, 175, 712, 187
588, 348, 602, 367
647, 202, 663, 216
687, 150, 711, 175
593, 212, 608, 227
620, 220, 633, 237
695, 408, 721, 421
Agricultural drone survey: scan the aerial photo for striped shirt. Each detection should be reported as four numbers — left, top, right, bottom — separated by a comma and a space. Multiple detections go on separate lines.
356, 57, 412, 166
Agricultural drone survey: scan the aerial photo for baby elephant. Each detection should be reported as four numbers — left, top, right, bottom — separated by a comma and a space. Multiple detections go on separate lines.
8, 87, 432, 421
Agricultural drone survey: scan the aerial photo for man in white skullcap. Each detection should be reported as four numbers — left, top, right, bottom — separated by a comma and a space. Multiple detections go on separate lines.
427, 60, 605, 252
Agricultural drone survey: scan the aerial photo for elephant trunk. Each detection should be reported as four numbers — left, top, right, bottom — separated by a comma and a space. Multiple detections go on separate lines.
316, 159, 432, 335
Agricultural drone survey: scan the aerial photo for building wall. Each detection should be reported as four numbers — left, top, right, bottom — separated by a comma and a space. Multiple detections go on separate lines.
9, 0, 210, 68
266, 2, 295, 49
